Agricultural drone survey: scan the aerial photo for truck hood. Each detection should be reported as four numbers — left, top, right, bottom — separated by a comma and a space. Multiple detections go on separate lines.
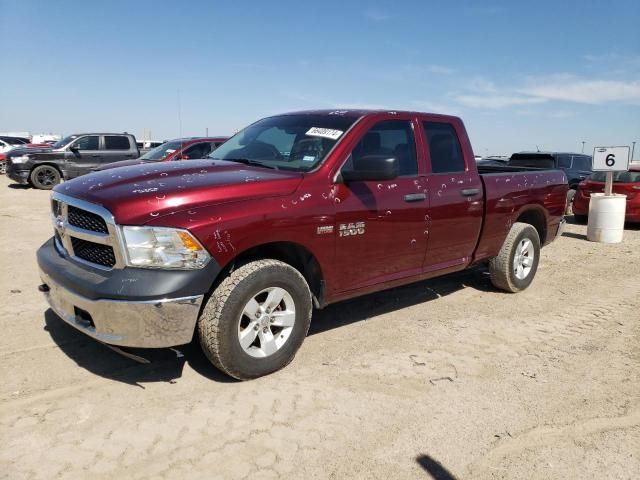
56, 159, 304, 224
95, 159, 151, 171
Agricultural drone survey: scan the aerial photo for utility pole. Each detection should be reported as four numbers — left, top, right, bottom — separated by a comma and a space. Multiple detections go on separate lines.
581, 141, 585, 153
632, 141, 636, 162
206, 127, 209, 137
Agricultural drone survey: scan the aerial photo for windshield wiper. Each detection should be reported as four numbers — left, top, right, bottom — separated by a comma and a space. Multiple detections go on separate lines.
216, 158, 278, 170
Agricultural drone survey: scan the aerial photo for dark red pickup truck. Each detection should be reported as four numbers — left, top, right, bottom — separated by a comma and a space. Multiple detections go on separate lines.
37, 110, 568, 379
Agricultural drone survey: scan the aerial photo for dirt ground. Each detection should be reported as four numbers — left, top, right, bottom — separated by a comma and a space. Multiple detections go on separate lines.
0, 174, 638, 480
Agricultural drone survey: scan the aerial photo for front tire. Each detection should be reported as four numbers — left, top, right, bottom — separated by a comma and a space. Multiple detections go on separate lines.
489, 222, 541, 293
30, 165, 61, 189
197, 259, 312, 380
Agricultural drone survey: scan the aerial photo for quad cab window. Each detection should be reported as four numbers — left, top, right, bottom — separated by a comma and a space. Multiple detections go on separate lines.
344, 120, 418, 176
423, 122, 465, 173
72, 136, 99, 150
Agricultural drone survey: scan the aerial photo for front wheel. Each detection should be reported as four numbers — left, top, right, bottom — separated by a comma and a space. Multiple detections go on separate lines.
197, 259, 312, 380
489, 222, 541, 293
30, 165, 61, 189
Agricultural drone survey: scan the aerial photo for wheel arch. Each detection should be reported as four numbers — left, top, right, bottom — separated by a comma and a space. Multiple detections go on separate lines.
215, 241, 326, 309
515, 206, 547, 244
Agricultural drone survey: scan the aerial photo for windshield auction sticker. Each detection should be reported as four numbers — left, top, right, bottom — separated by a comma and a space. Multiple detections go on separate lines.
306, 127, 343, 140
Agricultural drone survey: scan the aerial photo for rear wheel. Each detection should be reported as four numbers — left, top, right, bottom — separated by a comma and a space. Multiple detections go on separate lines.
197, 259, 312, 380
30, 165, 61, 189
489, 222, 541, 293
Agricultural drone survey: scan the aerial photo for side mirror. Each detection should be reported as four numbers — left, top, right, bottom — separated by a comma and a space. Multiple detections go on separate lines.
341, 155, 399, 182
69, 144, 79, 151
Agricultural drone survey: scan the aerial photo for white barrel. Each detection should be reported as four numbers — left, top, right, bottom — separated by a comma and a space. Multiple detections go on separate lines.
586, 193, 627, 243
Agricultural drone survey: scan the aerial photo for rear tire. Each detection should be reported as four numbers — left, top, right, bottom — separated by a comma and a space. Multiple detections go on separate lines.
30, 165, 61, 189
574, 214, 587, 224
489, 222, 541, 293
197, 259, 312, 380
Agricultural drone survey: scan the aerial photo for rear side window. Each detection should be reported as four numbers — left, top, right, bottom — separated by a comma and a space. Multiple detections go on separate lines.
351, 120, 418, 176
183, 142, 212, 159
105, 136, 130, 150
556, 155, 572, 168
423, 122, 465, 173
573, 156, 592, 170
73, 136, 99, 150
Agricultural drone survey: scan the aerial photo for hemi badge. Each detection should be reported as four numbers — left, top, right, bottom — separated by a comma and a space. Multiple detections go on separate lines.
317, 225, 334, 235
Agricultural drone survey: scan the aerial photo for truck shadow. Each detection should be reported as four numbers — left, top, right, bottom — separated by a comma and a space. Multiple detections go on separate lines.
43, 310, 236, 387
309, 266, 494, 336
44, 267, 494, 385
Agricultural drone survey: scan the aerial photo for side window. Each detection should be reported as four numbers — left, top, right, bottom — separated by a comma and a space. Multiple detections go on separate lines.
183, 143, 211, 159
556, 155, 572, 169
105, 136, 130, 150
574, 156, 592, 170
422, 122, 465, 173
73, 136, 99, 150
351, 120, 417, 176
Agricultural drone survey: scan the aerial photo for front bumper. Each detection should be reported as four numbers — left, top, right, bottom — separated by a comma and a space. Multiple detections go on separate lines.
6, 162, 30, 184
38, 238, 219, 348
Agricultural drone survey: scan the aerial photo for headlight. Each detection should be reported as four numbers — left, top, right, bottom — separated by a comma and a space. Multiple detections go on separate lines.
122, 226, 210, 269
11, 155, 30, 164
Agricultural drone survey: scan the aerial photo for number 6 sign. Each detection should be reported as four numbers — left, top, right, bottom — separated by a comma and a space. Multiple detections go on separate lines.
592, 146, 630, 172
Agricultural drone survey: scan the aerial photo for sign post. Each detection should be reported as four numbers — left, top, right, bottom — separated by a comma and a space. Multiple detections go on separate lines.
587, 146, 631, 243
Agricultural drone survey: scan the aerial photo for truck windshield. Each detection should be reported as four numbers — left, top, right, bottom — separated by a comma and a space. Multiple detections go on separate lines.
51, 135, 78, 149
140, 141, 186, 161
209, 114, 358, 171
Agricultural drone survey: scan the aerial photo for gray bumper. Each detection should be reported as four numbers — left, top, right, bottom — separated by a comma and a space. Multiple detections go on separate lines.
40, 269, 204, 348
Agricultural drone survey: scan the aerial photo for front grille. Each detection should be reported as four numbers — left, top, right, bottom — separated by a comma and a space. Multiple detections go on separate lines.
67, 205, 108, 233
71, 238, 116, 267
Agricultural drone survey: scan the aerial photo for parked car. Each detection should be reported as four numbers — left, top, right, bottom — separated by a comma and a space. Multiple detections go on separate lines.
477, 155, 509, 168
5, 133, 139, 189
0, 136, 30, 146
572, 165, 640, 223
0, 153, 6, 175
96, 137, 228, 171
37, 109, 568, 380
0, 138, 20, 154
508, 151, 592, 212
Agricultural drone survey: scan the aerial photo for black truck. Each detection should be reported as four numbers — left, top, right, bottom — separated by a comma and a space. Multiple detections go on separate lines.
5, 133, 139, 189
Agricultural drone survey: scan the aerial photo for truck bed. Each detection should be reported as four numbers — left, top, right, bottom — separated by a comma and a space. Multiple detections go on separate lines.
473, 166, 568, 262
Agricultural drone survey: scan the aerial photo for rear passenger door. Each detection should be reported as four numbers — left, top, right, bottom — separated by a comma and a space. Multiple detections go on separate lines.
100, 135, 138, 165
65, 135, 101, 177
333, 118, 429, 291
421, 121, 484, 272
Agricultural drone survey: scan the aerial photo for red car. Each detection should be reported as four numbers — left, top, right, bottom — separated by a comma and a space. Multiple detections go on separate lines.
573, 164, 640, 223
97, 137, 228, 171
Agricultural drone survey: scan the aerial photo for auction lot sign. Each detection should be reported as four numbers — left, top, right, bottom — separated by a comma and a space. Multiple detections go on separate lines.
592, 146, 631, 172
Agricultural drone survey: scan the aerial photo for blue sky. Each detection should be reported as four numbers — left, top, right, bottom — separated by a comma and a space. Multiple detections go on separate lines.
1, 0, 639, 156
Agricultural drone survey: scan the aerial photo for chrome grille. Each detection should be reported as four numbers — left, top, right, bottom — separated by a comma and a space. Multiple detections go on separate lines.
68, 205, 108, 233
51, 192, 124, 270
71, 238, 116, 267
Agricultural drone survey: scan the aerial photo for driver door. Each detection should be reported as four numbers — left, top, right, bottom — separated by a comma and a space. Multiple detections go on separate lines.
65, 135, 101, 178
332, 119, 429, 292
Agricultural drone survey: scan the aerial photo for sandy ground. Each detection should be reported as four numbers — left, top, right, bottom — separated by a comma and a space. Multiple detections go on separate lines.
0, 174, 638, 480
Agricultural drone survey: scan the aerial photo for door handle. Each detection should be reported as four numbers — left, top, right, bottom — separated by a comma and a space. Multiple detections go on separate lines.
461, 188, 480, 197
403, 193, 426, 202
